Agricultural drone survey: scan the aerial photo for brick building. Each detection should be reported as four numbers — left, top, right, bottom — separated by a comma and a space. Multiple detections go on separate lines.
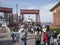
50, 2, 60, 28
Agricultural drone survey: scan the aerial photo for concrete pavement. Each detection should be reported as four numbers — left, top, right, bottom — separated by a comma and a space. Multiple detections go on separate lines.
0, 33, 60, 45
0, 33, 35, 45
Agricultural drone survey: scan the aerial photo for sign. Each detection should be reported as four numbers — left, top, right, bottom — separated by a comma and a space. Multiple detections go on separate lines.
20, 9, 39, 14
0, 7, 12, 13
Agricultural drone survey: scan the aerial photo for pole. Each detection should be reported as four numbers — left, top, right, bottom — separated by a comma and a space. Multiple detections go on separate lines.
16, 4, 18, 31
16, 4, 18, 24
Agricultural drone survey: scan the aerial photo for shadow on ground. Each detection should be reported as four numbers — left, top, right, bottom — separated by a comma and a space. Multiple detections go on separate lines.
0, 35, 7, 38
0, 40, 17, 45
51, 43, 60, 45
41, 43, 60, 45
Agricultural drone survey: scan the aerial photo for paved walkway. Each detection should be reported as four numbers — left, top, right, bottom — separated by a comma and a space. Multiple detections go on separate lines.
0, 33, 60, 45
0, 33, 35, 45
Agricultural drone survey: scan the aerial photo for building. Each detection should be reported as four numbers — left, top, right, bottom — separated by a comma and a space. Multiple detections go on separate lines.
23, 16, 34, 27
0, 12, 7, 25
50, 2, 60, 28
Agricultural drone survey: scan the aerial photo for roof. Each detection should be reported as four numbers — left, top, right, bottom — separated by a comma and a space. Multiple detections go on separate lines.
50, 2, 60, 11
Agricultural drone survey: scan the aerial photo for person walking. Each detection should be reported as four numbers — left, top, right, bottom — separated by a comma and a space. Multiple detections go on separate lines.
18, 24, 27, 45
57, 32, 60, 41
35, 31, 41, 45
11, 30, 17, 42
52, 30, 58, 45
43, 32, 48, 45
46, 25, 51, 45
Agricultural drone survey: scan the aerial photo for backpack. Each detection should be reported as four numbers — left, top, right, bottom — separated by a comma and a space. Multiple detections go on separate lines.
20, 30, 27, 40
11, 33, 14, 37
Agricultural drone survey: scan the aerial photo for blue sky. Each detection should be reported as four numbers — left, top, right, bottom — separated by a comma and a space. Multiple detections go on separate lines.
0, 0, 60, 22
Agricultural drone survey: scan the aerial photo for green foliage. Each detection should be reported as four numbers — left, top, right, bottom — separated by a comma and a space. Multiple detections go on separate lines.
50, 28, 60, 33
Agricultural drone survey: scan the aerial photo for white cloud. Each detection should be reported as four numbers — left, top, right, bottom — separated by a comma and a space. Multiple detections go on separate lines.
23, 2, 57, 22
40, 2, 58, 22
28, 7, 36, 9
25, 2, 58, 22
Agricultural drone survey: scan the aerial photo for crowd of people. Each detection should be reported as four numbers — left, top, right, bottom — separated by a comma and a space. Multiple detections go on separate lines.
35, 25, 60, 45
11, 24, 60, 45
